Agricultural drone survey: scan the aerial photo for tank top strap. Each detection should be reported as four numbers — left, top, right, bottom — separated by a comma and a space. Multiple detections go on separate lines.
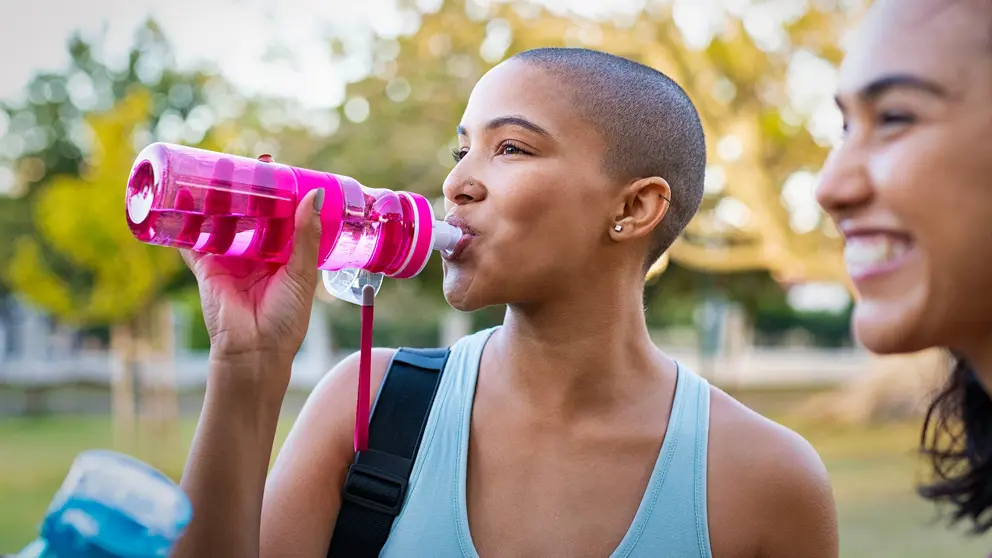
611, 361, 713, 557
680, 364, 713, 556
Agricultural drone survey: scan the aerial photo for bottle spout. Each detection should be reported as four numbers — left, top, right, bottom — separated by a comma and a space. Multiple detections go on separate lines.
433, 220, 463, 253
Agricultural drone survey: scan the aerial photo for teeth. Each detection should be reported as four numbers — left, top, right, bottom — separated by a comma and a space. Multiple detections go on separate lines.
844, 236, 910, 275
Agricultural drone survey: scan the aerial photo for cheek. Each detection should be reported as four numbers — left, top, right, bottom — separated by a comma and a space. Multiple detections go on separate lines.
488, 196, 574, 275
870, 130, 990, 256
491, 170, 603, 253
870, 133, 992, 336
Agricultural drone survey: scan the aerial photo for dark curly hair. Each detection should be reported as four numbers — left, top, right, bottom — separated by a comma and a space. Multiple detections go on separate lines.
918, 353, 992, 533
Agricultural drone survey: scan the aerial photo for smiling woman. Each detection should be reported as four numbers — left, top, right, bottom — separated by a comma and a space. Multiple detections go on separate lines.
815, 0, 992, 535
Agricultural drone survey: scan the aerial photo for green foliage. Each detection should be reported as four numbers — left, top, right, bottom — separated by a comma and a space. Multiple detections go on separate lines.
0, 21, 316, 326
0, 22, 221, 295
753, 304, 854, 348
330, 312, 441, 350
7, 91, 185, 324
645, 264, 789, 328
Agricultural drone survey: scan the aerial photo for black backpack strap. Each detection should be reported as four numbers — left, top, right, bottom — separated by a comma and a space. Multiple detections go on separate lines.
327, 346, 450, 558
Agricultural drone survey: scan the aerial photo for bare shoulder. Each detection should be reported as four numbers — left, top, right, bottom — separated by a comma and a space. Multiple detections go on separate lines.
285, 347, 399, 456
259, 347, 397, 558
707, 386, 838, 558
708, 386, 831, 490
313, 347, 400, 414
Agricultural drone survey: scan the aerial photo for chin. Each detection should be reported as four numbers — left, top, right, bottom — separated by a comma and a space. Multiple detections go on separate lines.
443, 266, 521, 313
443, 289, 482, 313
442, 270, 486, 313
851, 299, 935, 355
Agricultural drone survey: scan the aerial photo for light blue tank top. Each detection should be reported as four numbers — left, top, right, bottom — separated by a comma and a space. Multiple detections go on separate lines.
379, 327, 713, 557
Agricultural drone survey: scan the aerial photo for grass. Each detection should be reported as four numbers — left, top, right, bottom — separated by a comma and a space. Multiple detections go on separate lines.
1, 411, 990, 557
788, 418, 989, 557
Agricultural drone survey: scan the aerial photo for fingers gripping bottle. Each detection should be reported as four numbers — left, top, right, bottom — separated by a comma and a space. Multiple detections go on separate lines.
124, 142, 462, 304
14, 450, 192, 558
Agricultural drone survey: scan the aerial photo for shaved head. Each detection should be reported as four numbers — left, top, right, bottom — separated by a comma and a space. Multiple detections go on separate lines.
510, 47, 707, 269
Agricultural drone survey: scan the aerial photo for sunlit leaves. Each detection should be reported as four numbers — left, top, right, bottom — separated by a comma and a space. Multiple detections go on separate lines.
7, 90, 183, 324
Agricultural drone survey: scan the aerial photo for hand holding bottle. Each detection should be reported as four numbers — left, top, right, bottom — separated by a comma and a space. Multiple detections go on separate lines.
182, 155, 324, 374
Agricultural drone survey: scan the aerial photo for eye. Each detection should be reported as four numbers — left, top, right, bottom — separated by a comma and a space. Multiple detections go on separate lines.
877, 110, 916, 127
497, 141, 530, 157
452, 148, 468, 163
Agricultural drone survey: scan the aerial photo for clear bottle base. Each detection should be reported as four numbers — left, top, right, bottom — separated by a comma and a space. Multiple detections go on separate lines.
322, 268, 383, 305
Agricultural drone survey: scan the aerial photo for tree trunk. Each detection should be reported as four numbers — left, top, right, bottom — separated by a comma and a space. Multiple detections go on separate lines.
123, 301, 182, 462
110, 320, 136, 449
144, 301, 181, 458
110, 302, 184, 456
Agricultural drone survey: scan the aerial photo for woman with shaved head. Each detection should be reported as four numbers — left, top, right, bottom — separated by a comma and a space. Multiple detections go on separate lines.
172, 47, 838, 558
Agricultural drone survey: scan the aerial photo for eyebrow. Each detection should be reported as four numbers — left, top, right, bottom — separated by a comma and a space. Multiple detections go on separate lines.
836, 73, 948, 106
456, 115, 555, 139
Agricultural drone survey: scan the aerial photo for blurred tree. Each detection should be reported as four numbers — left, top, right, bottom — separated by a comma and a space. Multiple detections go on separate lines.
633, 3, 855, 287
7, 90, 187, 324
0, 21, 284, 448
2, 3, 903, 423
0, 22, 223, 295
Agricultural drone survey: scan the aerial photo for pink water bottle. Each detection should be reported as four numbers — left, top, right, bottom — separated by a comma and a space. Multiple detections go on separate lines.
124, 142, 462, 303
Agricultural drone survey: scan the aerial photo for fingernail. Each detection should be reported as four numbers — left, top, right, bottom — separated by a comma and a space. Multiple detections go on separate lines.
313, 188, 325, 215
258, 154, 273, 162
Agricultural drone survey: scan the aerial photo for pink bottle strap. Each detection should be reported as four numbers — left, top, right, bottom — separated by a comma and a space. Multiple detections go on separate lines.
354, 285, 376, 452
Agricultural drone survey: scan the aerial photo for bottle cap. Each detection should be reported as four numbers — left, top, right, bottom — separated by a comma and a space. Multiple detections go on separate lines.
432, 220, 463, 253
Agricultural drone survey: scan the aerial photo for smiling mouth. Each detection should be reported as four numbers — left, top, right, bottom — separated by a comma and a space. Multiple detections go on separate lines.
843, 233, 914, 281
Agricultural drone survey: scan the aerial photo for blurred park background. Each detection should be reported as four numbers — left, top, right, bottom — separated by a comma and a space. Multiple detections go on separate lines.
0, 0, 988, 555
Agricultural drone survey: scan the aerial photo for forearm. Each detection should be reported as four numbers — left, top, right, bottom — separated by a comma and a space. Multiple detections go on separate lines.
172, 355, 290, 558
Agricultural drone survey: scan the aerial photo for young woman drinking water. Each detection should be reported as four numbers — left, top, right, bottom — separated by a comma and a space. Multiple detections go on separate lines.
173, 47, 838, 558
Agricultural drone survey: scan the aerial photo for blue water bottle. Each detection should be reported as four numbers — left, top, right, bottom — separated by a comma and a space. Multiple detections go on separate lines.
13, 450, 192, 558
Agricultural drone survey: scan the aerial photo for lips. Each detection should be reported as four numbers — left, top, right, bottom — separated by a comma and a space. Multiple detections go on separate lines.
444, 215, 477, 235
442, 215, 478, 262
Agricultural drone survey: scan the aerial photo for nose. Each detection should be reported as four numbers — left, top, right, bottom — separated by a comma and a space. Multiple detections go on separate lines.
815, 142, 873, 219
442, 169, 487, 207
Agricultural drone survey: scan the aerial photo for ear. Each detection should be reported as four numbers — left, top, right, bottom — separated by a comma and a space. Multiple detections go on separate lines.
609, 176, 672, 241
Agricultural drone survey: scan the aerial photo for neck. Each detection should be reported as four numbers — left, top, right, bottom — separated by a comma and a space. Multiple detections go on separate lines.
960, 331, 992, 392
488, 271, 674, 417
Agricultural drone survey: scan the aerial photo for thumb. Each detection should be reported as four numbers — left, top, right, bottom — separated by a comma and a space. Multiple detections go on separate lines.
285, 187, 324, 288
